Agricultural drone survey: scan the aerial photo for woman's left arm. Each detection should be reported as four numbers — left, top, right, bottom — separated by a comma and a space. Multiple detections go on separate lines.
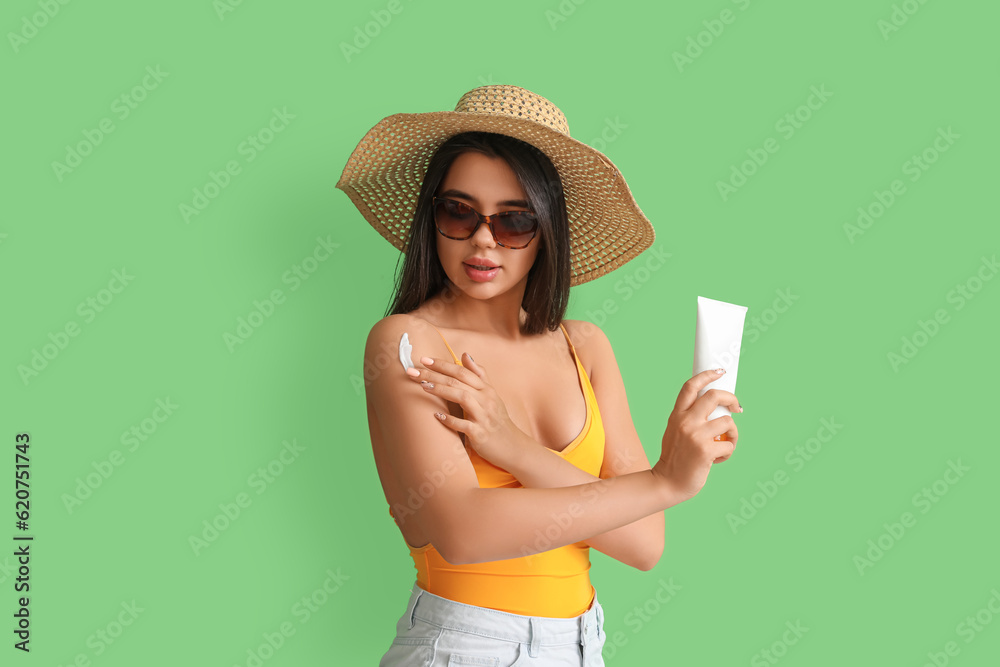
501, 320, 665, 571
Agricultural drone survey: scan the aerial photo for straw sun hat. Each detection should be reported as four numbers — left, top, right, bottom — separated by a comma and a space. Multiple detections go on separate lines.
335, 84, 655, 286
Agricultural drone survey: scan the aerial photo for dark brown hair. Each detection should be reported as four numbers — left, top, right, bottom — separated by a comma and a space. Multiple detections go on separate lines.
386, 132, 571, 334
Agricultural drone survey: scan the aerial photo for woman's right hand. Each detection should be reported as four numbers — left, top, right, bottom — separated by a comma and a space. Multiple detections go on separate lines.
652, 368, 742, 502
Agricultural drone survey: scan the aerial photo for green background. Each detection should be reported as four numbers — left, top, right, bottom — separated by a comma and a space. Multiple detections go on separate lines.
3, 0, 998, 664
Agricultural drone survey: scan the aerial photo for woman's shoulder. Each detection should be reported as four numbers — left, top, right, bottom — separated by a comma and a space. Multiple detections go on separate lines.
366, 312, 441, 348
559, 319, 615, 367
365, 314, 404, 354
560, 318, 611, 347
364, 313, 454, 374
366, 312, 419, 340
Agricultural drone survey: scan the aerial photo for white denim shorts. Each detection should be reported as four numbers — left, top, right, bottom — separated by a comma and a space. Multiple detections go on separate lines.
378, 584, 606, 666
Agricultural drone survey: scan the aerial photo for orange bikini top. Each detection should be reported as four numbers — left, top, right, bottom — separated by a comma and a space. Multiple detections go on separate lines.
387, 322, 606, 618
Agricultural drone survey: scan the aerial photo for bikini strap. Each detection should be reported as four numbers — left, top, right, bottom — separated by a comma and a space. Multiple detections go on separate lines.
560, 321, 592, 372
427, 323, 461, 364
558, 322, 578, 355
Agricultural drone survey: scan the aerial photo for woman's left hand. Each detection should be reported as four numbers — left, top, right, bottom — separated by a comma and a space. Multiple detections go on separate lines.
405, 352, 524, 466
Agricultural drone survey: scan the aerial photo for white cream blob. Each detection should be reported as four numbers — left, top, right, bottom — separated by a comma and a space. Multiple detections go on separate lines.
398, 332, 414, 371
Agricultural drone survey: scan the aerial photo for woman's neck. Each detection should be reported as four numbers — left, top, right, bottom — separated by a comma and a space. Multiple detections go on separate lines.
432, 281, 529, 340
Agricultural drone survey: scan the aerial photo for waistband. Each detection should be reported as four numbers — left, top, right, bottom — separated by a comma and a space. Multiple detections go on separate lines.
402, 583, 604, 655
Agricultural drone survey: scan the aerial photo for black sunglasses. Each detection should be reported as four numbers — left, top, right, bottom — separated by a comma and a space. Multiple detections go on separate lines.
432, 197, 539, 249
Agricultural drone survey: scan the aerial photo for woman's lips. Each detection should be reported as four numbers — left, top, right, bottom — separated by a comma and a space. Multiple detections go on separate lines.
463, 263, 500, 282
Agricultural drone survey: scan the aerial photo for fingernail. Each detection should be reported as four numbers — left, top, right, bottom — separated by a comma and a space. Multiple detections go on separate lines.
420, 356, 434, 365
434, 412, 446, 420
716, 368, 725, 375
468, 353, 474, 363
738, 404, 744, 413
405, 368, 420, 377
421, 381, 434, 389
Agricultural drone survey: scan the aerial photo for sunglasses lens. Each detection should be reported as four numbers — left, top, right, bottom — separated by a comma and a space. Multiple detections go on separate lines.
434, 199, 538, 248
495, 213, 538, 248
435, 199, 478, 238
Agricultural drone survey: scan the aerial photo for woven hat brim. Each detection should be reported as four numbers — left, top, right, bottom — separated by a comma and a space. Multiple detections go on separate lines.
336, 110, 655, 286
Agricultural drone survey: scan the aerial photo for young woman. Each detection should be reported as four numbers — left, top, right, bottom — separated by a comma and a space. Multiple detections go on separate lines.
337, 85, 741, 666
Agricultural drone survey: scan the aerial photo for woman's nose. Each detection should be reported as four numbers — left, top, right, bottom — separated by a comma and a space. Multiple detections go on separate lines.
471, 218, 497, 248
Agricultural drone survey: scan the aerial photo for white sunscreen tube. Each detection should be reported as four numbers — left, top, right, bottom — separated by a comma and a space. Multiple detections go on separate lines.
693, 296, 748, 440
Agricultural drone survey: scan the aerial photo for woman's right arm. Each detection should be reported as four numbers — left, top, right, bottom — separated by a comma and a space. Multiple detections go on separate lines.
366, 315, 699, 565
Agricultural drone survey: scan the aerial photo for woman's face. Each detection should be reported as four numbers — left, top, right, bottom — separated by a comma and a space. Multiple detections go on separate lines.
434, 151, 540, 301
